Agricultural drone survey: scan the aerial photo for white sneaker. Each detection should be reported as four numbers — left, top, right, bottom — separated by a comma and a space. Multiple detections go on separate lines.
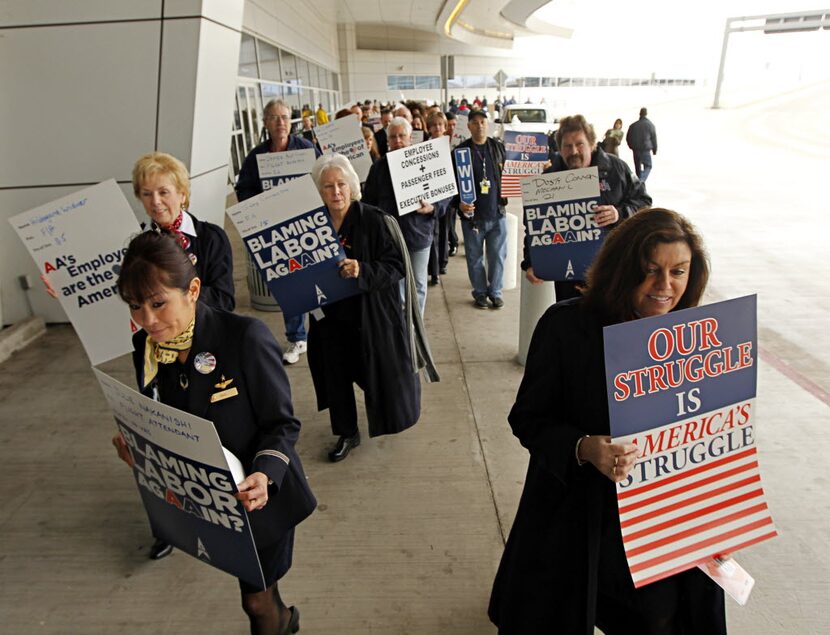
282, 340, 307, 365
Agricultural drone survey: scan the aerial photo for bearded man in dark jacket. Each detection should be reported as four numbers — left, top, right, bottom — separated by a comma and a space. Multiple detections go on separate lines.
522, 114, 651, 302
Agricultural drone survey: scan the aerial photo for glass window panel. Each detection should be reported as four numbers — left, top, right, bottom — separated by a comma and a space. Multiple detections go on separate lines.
281, 50, 298, 82
387, 75, 415, 90
257, 40, 281, 81
415, 75, 440, 89
238, 33, 258, 78
524, 77, 540, 87
296, 58, 310, 85
331, 72, 339, 92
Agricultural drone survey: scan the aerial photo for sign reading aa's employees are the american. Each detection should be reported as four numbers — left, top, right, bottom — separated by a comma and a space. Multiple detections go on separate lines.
314, 114, 373, 181
603, 295, 776, 589
93, 369, 266, 590
226, 174, 360, 318
256, 148, 316, 191
8, 179, 141, 366
386, 135, 458, 215
521, 166, 603, 281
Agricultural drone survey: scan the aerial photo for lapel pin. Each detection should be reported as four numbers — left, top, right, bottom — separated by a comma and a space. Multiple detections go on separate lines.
189, 253, 198, 265
194, 352, 216, 374
214, 375, 234, 389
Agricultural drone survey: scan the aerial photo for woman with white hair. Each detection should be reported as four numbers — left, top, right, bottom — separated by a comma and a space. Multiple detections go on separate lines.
307, 154, 438, 462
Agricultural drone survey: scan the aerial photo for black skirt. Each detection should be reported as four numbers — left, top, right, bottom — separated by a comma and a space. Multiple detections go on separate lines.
238, 529, 295, 594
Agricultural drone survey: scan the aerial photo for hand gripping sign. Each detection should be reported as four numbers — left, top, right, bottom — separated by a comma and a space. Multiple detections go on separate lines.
226, 174, 361, 318
94, 369, 266, 590
603, 296, 776, 591
453, 147, 476, 206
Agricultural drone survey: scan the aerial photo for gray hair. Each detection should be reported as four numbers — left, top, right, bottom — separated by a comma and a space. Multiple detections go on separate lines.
388, 116, 412, 137
311, 154, 362, 201
263, 99, 290, 117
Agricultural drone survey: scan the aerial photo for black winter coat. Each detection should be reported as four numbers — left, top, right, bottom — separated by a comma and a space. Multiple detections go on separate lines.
188, 214, 236, 312
307, 201, 421, 437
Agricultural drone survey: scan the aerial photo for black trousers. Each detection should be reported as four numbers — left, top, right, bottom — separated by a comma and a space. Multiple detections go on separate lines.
319, 328, 366, 437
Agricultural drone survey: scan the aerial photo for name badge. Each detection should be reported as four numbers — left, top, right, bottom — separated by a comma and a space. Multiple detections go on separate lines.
210, 387, 239, 403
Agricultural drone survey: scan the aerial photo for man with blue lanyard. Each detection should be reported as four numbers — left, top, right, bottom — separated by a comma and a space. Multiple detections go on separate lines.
454, 111, 508, 309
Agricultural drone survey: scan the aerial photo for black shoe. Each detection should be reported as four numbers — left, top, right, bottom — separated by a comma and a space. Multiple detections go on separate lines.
439, 267, 447, 275
283, 606, 300, 634
448, 246, 457, 257
474, 295, 489, 310
489, 296, 504, 309
149, 538, 173, 560
328, 433, 360, 462
430, 276, 439, 286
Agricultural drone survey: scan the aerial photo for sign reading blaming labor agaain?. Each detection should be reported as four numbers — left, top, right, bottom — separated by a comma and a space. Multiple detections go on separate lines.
93, 369, 266, 591
387, 135, 458, 215
8, 179, 141, 366
226, 174, 361, 318
603, 296, 776, 589
521, 167, 603, 281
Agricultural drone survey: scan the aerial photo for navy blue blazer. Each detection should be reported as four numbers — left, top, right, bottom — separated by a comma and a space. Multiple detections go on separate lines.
132, 302, 316, 546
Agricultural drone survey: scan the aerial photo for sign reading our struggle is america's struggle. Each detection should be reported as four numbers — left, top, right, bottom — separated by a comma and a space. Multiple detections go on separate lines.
226, 174, 361, 318
603, 295, 776, 589
521, 166, 604, 281
501, 129, 549, 198
93, 369, 266, 590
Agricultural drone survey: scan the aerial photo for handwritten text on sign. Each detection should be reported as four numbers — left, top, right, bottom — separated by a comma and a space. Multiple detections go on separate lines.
8, 179, 141, 365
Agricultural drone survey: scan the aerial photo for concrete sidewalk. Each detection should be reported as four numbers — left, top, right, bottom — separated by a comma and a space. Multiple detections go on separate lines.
1, 83, 829, 633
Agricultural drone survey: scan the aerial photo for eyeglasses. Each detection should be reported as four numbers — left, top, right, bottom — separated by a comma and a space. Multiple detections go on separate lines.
264, 114, 290, 123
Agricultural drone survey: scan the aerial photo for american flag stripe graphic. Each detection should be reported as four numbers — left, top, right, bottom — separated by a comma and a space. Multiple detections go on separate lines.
615, 400, 777, 587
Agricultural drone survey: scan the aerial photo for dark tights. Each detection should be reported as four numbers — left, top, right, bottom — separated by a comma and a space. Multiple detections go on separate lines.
241, 582, 289, 635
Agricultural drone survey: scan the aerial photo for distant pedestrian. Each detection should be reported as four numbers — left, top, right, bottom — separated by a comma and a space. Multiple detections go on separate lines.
626, 107, 657, 181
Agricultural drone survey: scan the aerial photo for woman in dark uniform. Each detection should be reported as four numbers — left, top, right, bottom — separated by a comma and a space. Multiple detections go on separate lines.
489, 208, 727, 634
111, 231, 315, 634
41, 152, 235, 559
307, 153, 437, 462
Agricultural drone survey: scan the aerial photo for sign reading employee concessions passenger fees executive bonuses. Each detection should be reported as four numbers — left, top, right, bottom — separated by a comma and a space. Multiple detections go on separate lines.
386, 135, 458, 215
8, 179, 141, 366
226, 174, 360, 318
92, 369, 266, 590
603, 295, 776, 589
256, 148, 316, 191
521, 167, 603, 281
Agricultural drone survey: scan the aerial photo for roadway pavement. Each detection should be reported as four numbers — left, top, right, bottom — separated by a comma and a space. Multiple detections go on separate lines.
0, 82, 827, 633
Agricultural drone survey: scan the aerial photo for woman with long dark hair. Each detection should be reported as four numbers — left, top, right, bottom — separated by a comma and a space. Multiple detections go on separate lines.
490, 208, 726, 634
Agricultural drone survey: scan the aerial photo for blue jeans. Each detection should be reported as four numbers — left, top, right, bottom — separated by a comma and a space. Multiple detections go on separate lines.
633, 150, 653, 181
284, 313, 306, 342
461, 216, 507, 300
408, 246, 430, 316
